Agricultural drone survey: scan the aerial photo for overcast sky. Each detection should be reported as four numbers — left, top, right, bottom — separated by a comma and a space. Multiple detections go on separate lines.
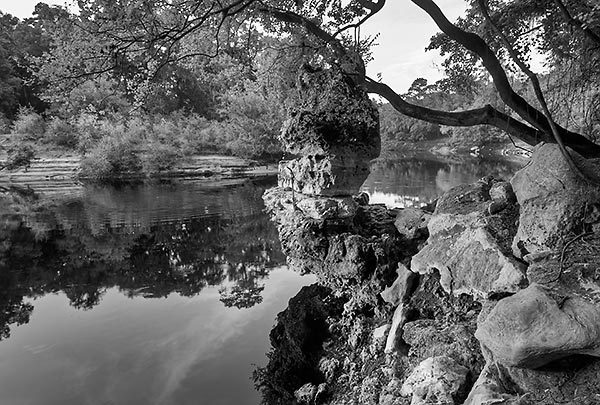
0, 0, 466, 93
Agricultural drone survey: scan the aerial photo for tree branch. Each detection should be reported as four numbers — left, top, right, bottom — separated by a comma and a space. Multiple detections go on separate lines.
477, 0, 596, 183
410, 0, 592, 151
552, 0, 600, 46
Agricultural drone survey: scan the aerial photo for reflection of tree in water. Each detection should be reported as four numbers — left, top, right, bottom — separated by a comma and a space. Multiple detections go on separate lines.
0, 179, 285, 339
218, 263, 269, 309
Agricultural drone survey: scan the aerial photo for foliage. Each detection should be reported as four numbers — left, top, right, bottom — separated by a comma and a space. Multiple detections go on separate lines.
11, 107, 46, 140
4, 143, 35, 171
43, 117, 78, 148
79, 133, 142, 180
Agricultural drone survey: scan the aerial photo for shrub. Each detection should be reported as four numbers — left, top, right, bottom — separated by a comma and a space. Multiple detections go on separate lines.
4, 143, 35, 170
79, 134, 141, 180
0, 113, 11, 134
141, 143, 181, 175
11, 107, 46, 140
44, 117, 78, 149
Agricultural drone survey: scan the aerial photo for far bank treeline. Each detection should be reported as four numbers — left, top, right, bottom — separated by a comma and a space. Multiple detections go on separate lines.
0, 2, 599, 179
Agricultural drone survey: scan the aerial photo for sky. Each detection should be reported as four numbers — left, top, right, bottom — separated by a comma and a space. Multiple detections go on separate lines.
0, 0, 467, 93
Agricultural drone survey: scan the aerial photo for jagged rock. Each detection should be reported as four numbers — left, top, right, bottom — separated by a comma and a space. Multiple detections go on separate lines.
256, 284, 344, 403
394, 208, 431, 240
278, 156, 371, 196
400, 356, 470, 405
411, 178, 526, 299
380, 263, 416, 306
385, 303, 408, 354
476, 283, 600, 368
465, 357, 600, 404
293, 193, 358, 220
463, 363, 524, 405
264, 187, 403, 294
403, 320, 484, 376
511, 143, 600, 258
295, 383, 318, 404
280, 66, 380, 160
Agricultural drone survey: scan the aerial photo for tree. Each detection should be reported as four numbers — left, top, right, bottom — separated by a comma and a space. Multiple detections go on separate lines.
34, 0, 600, 163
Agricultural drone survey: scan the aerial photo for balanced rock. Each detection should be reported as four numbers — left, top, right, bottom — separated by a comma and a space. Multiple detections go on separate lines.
411, 178, 526, 299
511, 143, 600, 258
277, 66, 380, 196
476, 283, 600, 368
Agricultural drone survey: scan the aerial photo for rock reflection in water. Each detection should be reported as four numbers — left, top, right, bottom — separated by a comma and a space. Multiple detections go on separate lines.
361, 157, 522, 208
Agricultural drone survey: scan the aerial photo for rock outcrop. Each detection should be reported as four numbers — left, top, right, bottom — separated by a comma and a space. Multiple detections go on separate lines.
277, 66, 380, 196
410, 177, 527, 299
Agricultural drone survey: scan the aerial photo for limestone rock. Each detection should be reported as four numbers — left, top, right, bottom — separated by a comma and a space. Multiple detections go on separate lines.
279, 66, 380, 160
380, 263, 416, 306
411, 177, 526, 299
463, 363, 524, 405
385, 303, 408, 354
511, 143, 600, 258
400, 356, 470, 405
278, 156, 371, 196
476, 283, 600, 368
403, 320, 484, 375
394, 208, 431, 240
295, 383, 318, 404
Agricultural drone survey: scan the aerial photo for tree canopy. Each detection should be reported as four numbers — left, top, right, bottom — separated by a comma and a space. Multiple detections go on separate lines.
3, 0, 600, 163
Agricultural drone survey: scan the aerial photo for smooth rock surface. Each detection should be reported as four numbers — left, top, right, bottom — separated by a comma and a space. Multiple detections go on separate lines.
511, 143, 600, 258
400, 356, 469, 405
476, 283, 600, 368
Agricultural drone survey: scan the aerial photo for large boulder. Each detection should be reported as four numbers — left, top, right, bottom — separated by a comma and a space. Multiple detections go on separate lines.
511, 143, 600, 258
410, 178, 526, 299
279, 66, 379, 159
277, 66, 380, 196
476, 283, 600, 368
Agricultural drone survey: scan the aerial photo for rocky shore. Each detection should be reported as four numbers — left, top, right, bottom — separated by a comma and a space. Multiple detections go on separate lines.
254, 66, 600, 404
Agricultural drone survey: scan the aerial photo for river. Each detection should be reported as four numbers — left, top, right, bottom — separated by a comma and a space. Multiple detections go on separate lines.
0, 156, 523, 405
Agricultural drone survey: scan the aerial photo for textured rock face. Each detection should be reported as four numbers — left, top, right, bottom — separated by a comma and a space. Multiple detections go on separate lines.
400, 356, 470, 405
278, 156, 370, 196
411, 178, 526, 299
277, 66, 380, 196
476, 283, 600, 368
264, 187, 405, 295
280, 67, 380, 159
511, 143, 600, 258
394, 208, 431, 240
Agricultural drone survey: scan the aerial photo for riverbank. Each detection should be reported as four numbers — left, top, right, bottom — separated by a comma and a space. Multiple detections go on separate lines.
0, 154, 278, 184
257, 143, 600, 404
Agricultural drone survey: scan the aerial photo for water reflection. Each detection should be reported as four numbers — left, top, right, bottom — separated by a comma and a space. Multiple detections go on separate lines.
361, 157, 523, 208
0, 178, 285, 340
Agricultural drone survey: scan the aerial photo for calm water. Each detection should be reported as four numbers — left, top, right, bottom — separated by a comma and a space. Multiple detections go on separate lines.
361, 156, 523, 208
0, 177, 316, 405
0, 156, 523, 405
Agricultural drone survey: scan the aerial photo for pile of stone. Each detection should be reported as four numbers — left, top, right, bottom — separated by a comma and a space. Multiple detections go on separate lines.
382, 143, 600, 404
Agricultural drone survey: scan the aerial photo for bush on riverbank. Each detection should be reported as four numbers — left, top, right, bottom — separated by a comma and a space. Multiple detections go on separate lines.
5, 108, 284, 179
